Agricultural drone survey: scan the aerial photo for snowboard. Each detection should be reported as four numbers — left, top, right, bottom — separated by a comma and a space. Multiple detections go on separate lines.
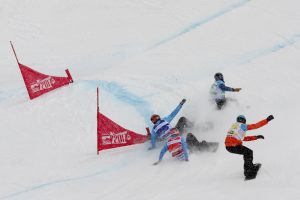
244, 163, 262, 181
205, 142, 219, 152
186, 133, 219, 153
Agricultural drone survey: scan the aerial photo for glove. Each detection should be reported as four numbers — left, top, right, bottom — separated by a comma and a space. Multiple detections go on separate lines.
180, 98, 186, 105
256, 135, 264, 139
233, 88, 242, 92
266, 115, 274, 122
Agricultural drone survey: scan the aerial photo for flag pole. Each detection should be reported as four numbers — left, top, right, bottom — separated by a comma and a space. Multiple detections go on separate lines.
97, 87, 99, 113
97, 87, 100, 155
10, 41, 20, 64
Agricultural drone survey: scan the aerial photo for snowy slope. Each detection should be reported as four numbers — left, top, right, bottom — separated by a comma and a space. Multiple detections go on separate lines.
1, 0, 300, 199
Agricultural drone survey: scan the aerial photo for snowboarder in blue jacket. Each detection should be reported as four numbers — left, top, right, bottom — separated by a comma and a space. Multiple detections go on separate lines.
153, 128, 219, 165
148, 99, 190, 150
210, 72, 241, 109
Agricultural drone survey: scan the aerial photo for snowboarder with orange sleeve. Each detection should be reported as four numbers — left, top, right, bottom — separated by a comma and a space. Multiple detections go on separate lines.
225, 114, 274, 180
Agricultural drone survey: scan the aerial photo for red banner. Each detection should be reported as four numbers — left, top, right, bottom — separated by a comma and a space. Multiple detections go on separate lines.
18, 63, 73, 100
97, 112, 149, 153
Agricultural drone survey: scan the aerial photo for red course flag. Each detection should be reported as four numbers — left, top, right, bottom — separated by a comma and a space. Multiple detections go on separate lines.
10, 41, 73, 100
97, 88, 149, 154
18, 63, 73, 100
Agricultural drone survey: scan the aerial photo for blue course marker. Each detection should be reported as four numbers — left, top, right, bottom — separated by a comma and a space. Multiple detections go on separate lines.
148, 0, 251, 49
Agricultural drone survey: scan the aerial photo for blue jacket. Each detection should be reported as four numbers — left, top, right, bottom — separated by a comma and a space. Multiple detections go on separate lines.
158, 136, 189, 161
211, 80, 234, 101
217, 80, 234, 92
149, 104, 183, 149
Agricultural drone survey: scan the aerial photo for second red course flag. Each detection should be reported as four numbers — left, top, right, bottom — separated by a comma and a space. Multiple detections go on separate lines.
10, 41, 73, 100
18, 63, 73, 100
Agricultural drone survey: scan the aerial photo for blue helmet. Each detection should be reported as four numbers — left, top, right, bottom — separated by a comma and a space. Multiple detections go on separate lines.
237, 115, 246, 123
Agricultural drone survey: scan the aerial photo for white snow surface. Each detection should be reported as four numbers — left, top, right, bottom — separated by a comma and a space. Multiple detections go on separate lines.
1, 0, 300, 199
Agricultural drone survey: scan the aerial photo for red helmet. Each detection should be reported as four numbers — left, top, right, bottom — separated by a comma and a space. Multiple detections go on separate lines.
150, 114, 160, 124
169, 128, 180, 135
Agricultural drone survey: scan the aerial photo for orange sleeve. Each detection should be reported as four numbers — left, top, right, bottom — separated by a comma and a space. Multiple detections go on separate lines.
247, 119, 268, 130
243, 136, 257, 141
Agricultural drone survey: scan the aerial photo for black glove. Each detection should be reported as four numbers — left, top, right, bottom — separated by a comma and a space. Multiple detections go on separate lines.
180, 99, 186, 105
266, 115, 274, 122
256, 135, 264, 139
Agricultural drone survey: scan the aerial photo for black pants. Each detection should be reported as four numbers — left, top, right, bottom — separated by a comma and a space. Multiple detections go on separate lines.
226, 145, 256, 177
174, 117, 193, 134
216, 99, 226, 109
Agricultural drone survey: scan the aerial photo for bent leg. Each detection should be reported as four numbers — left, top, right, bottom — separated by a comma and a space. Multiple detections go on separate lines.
226, 145, 255, 178
175, 117, 193, 134
216, 99, 226, 110
226, 145, 253, 166
186, 133, 201, 152
186, 133, 216, 152
240, 146, 256, 178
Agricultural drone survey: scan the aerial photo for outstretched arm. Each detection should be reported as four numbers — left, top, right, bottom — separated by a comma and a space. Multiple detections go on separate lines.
219, 82, 234, 92
243, 136, 258, 141
243, 135, 264, 141
247, 119, 268, 130
158, 144, 168, 161
219, 82, 241, 92
164, 103, 183, 123
153, 144, 168, 165
148, 130, 157, 150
